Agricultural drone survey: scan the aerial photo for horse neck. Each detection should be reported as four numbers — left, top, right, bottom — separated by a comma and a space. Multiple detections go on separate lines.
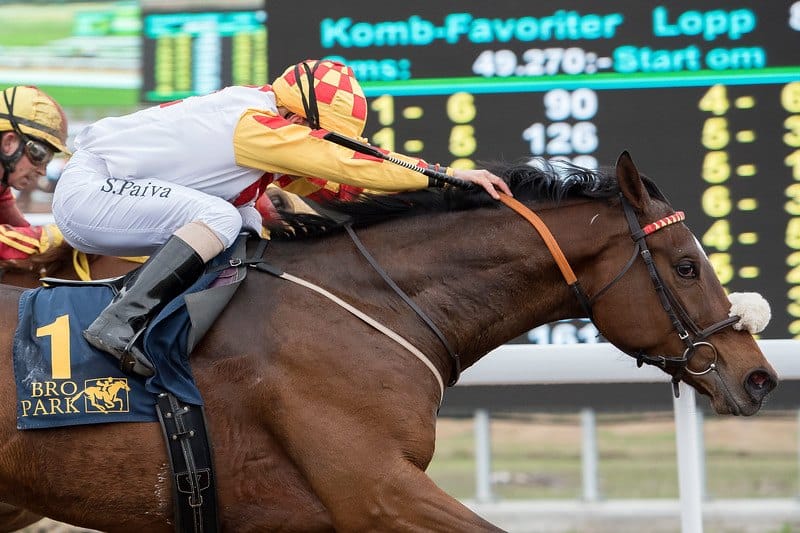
281, 198, 624, 375
431, 198, 627, 369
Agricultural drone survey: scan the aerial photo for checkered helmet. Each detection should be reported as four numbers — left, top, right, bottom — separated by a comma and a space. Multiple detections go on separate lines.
272, 59, 367, 138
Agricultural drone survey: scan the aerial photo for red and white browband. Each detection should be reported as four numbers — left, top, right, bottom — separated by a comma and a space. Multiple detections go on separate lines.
642, 211, 685, 236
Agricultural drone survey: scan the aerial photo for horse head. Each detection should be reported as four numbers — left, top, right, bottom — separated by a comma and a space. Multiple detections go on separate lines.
575, 151, 776, 415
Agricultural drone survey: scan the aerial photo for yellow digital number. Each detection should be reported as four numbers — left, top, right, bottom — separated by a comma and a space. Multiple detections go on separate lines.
708, 253, 733, 285
371, 127, 395, 152
781, 82, 800, 113
370, 94, 395, 126
786, 251, 800, 284
702, 117, 730, 150
35, 314, 71, 380
446, 92, 476, 124
449, 125, 476, 158
450, 158, 476, 170
231, 33, 252, 86
701, 185, 732, 217
786, 183, 800, 215
789, 319, 800, 337
784, 116, 800, 148
701, 219, 733, 251
701, 151, 730, 184
174, 34, 192, 92
251, 31, 267, 83
698, 84, 729, 116
154, 37, 174, 94
786, 217, 800, 249
787, 150, 800, 180
788, 285, 800, 318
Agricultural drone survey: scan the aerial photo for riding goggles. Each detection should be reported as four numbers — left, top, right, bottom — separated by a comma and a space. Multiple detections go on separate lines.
24, 137, 54, 167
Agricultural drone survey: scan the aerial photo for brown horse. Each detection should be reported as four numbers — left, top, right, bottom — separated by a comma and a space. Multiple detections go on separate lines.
0, 152, 778, 532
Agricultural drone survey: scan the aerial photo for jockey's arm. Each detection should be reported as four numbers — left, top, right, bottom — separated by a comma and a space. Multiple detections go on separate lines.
0, 223, 68, 267
233, 110, 437, 192
0, 187, 30, 227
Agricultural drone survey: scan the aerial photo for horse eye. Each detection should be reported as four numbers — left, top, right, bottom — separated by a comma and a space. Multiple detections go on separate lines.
676, 261, 697, 278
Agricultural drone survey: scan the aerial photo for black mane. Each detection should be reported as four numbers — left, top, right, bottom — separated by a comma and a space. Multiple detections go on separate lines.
267, 159, 668, 240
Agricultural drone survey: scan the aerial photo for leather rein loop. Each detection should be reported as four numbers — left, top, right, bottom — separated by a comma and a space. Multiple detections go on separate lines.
498, 195, 594, 317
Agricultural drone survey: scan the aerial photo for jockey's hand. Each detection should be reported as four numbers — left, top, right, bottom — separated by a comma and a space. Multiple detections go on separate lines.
452, 168, 512, 200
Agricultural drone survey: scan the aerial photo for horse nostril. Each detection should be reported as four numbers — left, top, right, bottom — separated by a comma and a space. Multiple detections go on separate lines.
745, 369, 778, 400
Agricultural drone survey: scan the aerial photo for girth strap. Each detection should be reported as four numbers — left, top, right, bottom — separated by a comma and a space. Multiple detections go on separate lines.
156, 392, 219, 533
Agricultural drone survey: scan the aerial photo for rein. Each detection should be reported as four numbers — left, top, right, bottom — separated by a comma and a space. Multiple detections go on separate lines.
499, 193, 740, 397
248, 242, 447, 402
259, 187, 740, 402
345, 225, 462, 385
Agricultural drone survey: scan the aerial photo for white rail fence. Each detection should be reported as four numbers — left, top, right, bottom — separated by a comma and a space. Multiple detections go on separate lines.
454, 339, 800, 533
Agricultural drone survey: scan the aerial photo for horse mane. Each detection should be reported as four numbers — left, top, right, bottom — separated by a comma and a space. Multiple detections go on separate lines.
267, 158, 669, 240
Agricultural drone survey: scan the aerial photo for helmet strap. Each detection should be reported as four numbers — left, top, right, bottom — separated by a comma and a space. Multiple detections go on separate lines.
0, 132, 24, 189
1, 88, 28, 188
293, 61, 321, 130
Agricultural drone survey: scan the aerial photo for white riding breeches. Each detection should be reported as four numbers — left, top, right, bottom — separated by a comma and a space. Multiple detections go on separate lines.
53, 150, 244, 256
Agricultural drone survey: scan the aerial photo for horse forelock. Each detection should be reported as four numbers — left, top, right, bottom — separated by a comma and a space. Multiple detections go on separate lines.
266, 159, 669, 240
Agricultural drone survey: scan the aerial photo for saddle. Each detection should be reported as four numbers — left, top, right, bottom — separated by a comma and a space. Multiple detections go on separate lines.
29, 234, 266, 533
43, 236, 255, 369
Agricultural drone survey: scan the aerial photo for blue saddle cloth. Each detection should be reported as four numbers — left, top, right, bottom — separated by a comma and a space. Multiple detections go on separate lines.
13, 239, 245, 430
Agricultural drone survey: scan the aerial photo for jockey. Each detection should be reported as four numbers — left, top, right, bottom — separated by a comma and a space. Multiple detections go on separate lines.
0, 86, 70, 265
52, 59, 512, 378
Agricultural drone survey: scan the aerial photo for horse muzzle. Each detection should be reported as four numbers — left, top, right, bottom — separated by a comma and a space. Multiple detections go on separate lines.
743, 367, 778, 404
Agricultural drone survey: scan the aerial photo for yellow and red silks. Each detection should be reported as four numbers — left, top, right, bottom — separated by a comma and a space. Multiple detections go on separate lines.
0, 223, 64, 260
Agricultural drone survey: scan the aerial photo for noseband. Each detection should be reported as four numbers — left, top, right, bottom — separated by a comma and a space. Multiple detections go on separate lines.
500, 194, 740, 397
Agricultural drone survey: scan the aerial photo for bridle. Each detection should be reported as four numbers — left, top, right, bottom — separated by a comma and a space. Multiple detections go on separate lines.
337, 190, 739, 398
498, 193, 740, 397
0, 87, 26, 187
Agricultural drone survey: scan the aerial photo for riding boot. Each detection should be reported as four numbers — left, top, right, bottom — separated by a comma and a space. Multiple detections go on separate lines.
83, 236, 206, 377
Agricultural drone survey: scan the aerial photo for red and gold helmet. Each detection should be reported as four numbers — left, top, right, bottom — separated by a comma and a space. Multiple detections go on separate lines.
272, 59, 367, 138
0, 86, 70, 154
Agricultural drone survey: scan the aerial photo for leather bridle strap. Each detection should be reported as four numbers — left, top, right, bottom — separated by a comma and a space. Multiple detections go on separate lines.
342, 194, 592, 388
345, 224, 462, 385
252, 260, 446, 402
498, 194, 593, 317
619, 197, 740, 383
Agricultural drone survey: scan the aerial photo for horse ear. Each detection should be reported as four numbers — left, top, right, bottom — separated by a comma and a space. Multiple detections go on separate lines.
616, 151, 650, 210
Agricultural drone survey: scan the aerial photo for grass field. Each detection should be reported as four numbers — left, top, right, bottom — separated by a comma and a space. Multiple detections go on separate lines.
19, 85, 139, 109
428, 411, 799, 501
13, 411, 800, 532
1, 2, 140, 110
0, 4, 77, 47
